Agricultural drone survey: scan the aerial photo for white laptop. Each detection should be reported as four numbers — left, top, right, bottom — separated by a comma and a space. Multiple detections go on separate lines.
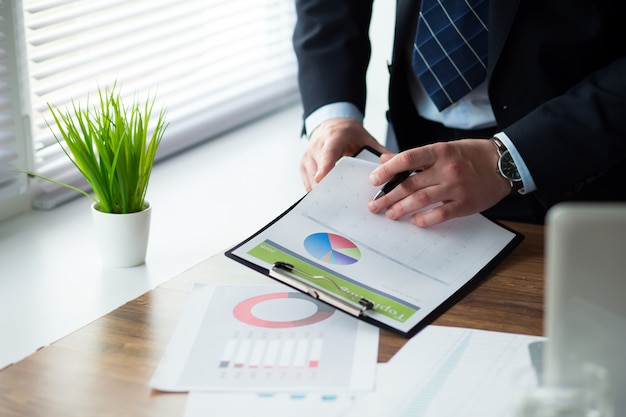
544, 203, 626, 415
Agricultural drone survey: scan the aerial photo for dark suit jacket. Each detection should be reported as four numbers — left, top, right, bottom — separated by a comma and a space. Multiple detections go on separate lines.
293, 0, 626, 216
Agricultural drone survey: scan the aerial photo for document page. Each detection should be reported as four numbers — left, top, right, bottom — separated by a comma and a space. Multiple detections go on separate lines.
150, 285, 379, 392
184, 392, 358, 417
343, 325, 545, 417
229, 157, 521, 334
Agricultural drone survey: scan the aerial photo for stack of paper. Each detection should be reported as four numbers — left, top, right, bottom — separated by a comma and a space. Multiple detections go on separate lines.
150, 284, 544, 417
149, 284, 378, 416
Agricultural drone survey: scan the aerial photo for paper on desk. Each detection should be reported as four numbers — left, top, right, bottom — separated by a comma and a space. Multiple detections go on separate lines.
149, 284, 379, 392
184, 391, 359, 417
342, 325, 545, 417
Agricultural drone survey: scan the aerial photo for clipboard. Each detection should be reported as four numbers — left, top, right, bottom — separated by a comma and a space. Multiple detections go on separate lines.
226, 148, 523, 337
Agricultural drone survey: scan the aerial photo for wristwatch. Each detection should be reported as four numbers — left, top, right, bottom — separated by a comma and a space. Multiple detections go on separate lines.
490, 137, 523, 193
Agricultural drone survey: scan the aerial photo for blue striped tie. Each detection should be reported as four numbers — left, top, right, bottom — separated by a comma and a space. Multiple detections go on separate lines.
412, 0, 489, 111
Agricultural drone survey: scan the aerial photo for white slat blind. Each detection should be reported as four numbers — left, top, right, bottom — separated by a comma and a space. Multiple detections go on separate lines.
0, 0, 33, 221
1, 0, 298, 213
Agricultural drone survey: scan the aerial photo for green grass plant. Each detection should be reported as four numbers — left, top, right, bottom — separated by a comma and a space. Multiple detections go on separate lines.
31, 84, 168, 214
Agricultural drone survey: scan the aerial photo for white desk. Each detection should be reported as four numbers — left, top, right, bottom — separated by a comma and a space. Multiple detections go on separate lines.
0, 105, 311, 369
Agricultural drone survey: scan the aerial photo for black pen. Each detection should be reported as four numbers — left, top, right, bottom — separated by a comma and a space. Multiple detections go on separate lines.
373, 170, 413, 200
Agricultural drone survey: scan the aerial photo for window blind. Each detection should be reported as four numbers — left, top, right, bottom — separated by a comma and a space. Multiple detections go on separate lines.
1, 0, 298, 214
0, 0, 33, 221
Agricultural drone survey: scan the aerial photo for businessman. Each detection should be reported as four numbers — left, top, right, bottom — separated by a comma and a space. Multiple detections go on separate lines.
293, 0, 626, 226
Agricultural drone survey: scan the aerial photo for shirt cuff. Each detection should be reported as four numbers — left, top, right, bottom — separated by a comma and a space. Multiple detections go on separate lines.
304, 102, 364, 137
493, 132, 537, 194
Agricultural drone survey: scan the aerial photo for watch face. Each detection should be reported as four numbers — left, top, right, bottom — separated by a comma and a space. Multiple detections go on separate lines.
499, 150, 522, 181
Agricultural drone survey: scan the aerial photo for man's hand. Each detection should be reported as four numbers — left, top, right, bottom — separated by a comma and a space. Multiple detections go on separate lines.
368, 139, 512, 227
300, 118, 387, 191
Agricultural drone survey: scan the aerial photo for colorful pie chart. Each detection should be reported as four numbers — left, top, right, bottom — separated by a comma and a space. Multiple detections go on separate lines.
304, 232, 361, 265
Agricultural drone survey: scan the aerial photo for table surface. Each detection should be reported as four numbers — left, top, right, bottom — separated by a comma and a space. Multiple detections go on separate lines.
0, 221, 545, 417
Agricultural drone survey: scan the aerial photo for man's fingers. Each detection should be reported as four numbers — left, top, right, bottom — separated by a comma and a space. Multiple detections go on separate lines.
410, 203, 458, 227
370, 146, 437, 186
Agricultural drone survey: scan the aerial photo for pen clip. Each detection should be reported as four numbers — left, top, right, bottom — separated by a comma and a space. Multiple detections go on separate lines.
269, 261, 373, 317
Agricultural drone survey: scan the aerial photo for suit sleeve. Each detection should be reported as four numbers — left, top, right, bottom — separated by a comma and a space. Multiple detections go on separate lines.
293, 0, 374, 119
484, 1, 626, 208
503, 57, 626, 206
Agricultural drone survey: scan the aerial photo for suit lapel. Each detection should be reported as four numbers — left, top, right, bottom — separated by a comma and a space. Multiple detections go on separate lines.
488, 0, 521, 76
395, 0, 419, 50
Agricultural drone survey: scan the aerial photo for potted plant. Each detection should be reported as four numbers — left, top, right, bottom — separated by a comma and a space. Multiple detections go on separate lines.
28, 83, 168, 267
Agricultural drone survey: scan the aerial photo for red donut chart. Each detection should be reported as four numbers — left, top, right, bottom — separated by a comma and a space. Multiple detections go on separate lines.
233, 292, 334, 328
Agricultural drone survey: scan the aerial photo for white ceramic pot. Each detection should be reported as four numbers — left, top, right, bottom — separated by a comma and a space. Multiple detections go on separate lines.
91, 202, 152, 268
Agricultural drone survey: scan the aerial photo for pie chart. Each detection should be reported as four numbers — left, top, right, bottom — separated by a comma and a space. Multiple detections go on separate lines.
304, 232, 361, 265
233, 292, 334, 328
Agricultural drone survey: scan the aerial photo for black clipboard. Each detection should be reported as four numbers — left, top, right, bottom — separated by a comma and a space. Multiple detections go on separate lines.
226, 147, 523, 337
